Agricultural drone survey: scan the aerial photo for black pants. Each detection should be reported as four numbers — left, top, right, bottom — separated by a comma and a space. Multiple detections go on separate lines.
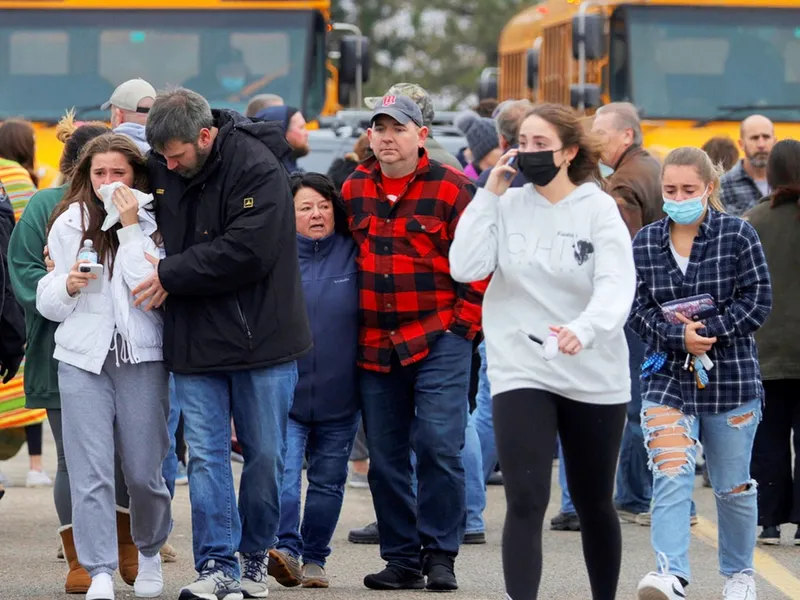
751, 379, 800, 527
25, 422, 43, 456
494, 388, 626, 600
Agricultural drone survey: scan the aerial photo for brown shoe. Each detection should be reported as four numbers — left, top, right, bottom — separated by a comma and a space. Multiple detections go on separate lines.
267, 548, 302, 587
160, 541, 178, 563
302, 563, 329, 588
58, 525, 91, 594
116, 507, 138, 586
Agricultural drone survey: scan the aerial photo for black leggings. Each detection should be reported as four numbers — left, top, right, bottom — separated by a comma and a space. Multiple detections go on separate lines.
26, 422, 43, 456
494, 388, 626, 600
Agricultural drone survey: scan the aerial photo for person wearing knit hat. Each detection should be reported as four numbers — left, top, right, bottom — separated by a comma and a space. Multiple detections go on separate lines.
255, 105, 309, 175
454, 111, 501, 181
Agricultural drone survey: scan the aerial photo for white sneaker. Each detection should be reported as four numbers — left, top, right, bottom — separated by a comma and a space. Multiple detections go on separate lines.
86, 572, 114, 600
637, 572, 686, 599
26, 469, 53, 487
723, 571, 757, 600
134, 552, 164, 598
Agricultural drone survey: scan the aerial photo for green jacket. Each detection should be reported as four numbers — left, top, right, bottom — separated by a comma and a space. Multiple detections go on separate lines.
746, 199, 800, 381
8, 186, 65, 409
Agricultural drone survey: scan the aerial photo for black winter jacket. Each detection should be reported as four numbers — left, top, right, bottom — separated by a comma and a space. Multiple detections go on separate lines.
148, 109, 312, 373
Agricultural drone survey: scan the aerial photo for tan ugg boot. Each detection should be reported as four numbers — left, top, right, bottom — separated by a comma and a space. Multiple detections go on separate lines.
58, 525, 91, 594
116, 507, 138, 586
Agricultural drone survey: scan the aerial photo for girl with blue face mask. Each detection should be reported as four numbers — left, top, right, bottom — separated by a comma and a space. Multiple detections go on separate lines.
628, 147, 773, 600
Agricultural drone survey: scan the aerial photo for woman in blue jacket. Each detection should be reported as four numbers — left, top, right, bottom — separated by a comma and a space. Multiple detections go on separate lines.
268, 172, 360, 589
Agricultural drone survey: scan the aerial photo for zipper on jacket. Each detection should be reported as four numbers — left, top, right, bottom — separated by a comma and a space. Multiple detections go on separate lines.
235, 296, 253, 348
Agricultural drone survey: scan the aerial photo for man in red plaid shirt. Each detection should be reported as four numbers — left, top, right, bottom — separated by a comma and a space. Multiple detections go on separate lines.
341, 95, 486, 591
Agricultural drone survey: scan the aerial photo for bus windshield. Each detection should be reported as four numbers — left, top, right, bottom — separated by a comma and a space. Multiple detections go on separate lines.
0, 9, 319, 122
615, 6, 800, 122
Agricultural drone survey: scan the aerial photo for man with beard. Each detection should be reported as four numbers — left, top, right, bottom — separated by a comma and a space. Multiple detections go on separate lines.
720, 114, 776, 216
254, 105, 309, 175
136, 87, 312, 600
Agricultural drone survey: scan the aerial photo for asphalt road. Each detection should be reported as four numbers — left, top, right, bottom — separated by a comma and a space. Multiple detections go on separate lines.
1, 427, 799, 599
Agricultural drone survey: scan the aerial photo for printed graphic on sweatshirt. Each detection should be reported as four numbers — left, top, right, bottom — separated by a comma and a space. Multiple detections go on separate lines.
508, 230, 593, 273
573, 239, 595, 266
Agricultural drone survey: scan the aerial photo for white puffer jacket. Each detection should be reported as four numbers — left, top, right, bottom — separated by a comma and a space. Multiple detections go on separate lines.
36, 203, 165, 375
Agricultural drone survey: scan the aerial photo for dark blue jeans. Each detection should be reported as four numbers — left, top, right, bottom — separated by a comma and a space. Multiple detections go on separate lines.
174, 362, 297, 578
614, 327, 652, 514
360, 332, 473, 574
276, 414, 360, 566
162, 375, 181, 499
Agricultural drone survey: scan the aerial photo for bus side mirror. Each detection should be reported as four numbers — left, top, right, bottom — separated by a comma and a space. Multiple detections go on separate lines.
570, 84, 602, 109
526, 48, 540, 90
572, 13, 606, 60
478, 67, 498, 100
339, 36, 370, 85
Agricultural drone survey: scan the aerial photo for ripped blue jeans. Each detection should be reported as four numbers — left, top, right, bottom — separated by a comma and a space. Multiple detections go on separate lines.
641, 399, 761, 583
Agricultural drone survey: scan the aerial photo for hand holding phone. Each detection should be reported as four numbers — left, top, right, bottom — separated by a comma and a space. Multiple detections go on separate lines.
486, 149, 519, 197
76, 262, 104, 294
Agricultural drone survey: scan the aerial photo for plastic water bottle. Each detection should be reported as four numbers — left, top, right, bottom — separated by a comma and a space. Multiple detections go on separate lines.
77, 239, 98, 264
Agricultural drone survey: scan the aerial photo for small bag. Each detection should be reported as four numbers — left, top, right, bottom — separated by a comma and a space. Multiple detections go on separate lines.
661, 293, 718, 325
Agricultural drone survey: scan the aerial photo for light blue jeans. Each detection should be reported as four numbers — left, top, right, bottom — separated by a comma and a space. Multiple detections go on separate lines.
641, 398, 761, 582
472, 342, 497, 482
557, 437, 576, 514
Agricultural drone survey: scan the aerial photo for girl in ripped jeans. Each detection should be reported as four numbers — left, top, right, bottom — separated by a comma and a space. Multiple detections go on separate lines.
627, 147, 772, 600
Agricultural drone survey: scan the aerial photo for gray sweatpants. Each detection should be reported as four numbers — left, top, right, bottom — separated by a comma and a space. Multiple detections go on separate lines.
59, 352, 172, 577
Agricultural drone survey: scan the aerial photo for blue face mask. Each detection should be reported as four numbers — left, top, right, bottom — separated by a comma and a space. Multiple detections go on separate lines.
599, 163, 615, 177
221, 77, 245, 92
663, 188, 708, 225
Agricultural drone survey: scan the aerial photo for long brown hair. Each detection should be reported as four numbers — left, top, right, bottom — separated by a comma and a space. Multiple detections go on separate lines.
55, 110, 111, 181
0, 119, 38, 187
766, 139, 800, 212
524, 103, 605, 186
48, 134, 149, 276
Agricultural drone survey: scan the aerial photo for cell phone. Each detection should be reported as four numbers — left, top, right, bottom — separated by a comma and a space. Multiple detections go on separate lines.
505, 155, 517, 180
79, 263, 104, 293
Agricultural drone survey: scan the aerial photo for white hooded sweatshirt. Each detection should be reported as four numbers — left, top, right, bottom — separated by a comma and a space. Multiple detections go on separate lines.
449, 182, 636, 405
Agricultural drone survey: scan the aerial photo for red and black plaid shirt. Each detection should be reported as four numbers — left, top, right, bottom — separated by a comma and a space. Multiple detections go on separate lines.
341, 149, 487, 372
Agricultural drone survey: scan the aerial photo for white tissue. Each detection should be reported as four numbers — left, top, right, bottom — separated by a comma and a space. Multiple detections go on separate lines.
98, 182, 154, 231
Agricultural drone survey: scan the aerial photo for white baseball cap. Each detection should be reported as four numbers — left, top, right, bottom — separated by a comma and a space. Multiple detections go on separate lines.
101, 78, 157, 112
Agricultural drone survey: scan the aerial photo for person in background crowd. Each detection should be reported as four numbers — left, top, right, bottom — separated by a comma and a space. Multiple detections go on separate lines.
474, 98, 498, 119
102, 78, 156, 154
476, 99, 531, 189
341, 95, 486, 591
450, 103, 636, 600
454, 111, 501, 181
37, 134, 172, 600
590, 101, 665, 527
0, 119, 53, 490
268, 173, 360, 589
245, 94, 284, 118
746, 139, 800, 547
8, 114, 119, 594
720, 115, 776, 216
141, 88, 311, 600
365, 83, 464, 171
630, 147, 771, 600
702, 136, 740, 173
254, 105, 309, 175
327, 133, 372, 193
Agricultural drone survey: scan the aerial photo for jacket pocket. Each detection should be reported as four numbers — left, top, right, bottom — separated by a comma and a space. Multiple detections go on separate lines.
235, 294, 254, 349
402, 216, 446, 259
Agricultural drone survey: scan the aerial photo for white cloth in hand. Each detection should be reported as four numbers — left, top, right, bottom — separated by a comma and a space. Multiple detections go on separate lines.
98, 182, 154, 231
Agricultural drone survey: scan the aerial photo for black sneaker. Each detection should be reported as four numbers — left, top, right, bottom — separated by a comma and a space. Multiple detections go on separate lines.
363, 565, 424, 590
550, 511, 580, 531
462, 531, 486, 545
423, 554, 458, 591
487, 471, 504, 486
348, 521, 379, 544
795, 526, 800, 546
758, 525, 781, 545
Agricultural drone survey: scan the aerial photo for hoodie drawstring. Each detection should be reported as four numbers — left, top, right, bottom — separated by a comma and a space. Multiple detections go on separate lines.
109, 330, 134, 367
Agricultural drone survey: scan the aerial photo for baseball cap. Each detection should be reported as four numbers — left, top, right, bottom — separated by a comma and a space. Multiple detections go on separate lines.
101, 79, 157, 112
370, 95, 424, 128
365, 83, 434, 126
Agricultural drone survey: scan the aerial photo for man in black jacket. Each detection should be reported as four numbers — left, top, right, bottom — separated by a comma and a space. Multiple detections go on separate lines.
0, 183, 24, 384
136, 88, 312, 600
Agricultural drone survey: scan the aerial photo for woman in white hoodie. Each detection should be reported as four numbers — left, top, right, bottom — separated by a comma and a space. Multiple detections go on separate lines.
36, 134, 170, 600
449, 103, 636, 600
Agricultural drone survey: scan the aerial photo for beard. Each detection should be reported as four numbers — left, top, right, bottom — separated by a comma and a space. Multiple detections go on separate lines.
290, 144, 310, 160
178, 144, 213, 179
748, 153, 769, 169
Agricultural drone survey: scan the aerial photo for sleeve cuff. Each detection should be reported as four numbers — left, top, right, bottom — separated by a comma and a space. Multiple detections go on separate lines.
55, 275, 80, 304
566, 320, 595, 349
117, 223, 145, 246
666, 324, 686, 352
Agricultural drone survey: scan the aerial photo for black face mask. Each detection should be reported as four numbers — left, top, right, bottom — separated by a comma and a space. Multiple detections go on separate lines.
516, 150, 563, 187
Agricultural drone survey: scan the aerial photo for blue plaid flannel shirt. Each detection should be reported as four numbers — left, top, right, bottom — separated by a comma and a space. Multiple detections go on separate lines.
627, 209, 772, 415
720, 160, 766, 217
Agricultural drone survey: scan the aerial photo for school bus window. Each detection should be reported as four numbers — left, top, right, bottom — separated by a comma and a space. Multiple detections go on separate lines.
100, 31, 200, 88
10, 31, 68, 75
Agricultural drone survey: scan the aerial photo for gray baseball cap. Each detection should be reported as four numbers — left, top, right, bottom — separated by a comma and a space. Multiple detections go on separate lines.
365, 83, 434, 126
370, 95, 424, 128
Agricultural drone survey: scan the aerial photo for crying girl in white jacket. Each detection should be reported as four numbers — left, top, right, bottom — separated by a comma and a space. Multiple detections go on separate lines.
36, 134, 170, 600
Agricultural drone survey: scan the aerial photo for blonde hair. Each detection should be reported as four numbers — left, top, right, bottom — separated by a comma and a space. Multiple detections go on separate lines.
662, 147, 725, 212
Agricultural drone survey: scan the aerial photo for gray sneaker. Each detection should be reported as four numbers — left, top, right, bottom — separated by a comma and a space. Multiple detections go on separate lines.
241, 551, 269, 598
267, 549, 302, 587
302, 563, 329, 589
179, 560, 243, 600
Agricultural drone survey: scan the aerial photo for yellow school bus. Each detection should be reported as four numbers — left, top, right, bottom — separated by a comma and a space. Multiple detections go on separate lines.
0, 0, 338, 187
498, 0, 800, 158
